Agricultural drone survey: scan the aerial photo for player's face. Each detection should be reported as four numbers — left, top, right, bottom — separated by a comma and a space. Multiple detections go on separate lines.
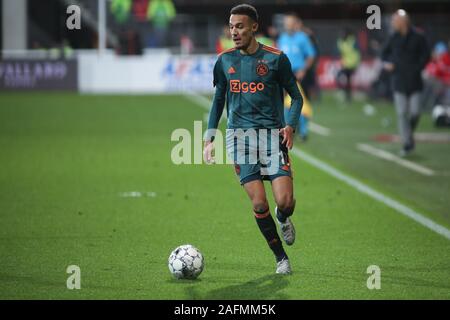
284, 16, 297, 33
391, 14, 407, 32
229, 14, 258, 50
391, 14, 401, 31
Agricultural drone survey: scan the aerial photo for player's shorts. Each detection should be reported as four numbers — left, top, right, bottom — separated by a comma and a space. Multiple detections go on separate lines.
226, 128, 293, 185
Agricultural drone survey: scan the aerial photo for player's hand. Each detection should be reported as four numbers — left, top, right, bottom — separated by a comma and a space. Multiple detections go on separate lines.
383, 62, 395, 72
203, 141, 215, 164
280, 126, 294, 150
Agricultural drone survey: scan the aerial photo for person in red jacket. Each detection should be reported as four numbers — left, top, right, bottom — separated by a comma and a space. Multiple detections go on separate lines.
423, 42, 450, 110
426, 42, 450, 85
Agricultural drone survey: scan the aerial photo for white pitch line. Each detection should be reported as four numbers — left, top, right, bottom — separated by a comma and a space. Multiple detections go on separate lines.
309, 121, 331, 136
291, 148, 450, 240
183, 92, 211, 111
357, 143, 435, 176
185, 93, 450, 240
184, 92, 226, 124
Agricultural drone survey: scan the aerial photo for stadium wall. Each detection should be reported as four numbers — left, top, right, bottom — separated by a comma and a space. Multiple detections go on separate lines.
77, 51, 216, 94
0, 51, 381, 93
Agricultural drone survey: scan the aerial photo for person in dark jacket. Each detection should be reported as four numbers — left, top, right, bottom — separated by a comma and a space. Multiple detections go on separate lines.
381, 9, 430, 156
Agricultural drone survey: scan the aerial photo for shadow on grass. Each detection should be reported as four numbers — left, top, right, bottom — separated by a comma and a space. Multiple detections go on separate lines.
166, 278, 203, 284
379, 265, 450, 291
182, 274, 290, 300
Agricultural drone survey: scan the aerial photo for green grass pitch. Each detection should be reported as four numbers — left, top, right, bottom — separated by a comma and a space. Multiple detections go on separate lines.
0, 92, 449, 299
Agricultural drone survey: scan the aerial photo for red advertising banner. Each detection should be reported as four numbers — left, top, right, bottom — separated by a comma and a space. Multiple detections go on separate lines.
316, 56, 382, 90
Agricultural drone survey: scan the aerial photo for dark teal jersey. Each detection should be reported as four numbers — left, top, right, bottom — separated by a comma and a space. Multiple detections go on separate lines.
206, 42, 303, 140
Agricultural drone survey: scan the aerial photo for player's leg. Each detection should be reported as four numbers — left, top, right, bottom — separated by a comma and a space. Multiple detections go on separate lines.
409, 91, 422, 150
344, 68, 353, 102
299, 115, 309, 141
394, 92, 413, 155
242, 179, 288, 263
271, 176, 296, 246
266, 136, 296, 245
272, 176, 296, 221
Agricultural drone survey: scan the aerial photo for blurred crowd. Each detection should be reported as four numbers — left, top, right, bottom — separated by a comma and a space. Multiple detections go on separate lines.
26, 0, 450, 127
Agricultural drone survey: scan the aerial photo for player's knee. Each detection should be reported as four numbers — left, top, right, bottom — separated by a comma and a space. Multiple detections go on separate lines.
395, 107, 407, 117
277, 197, 296, 216
253, 202, 269, 214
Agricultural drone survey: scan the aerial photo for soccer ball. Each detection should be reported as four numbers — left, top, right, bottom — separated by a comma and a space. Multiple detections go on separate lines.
168, 244, 204, 279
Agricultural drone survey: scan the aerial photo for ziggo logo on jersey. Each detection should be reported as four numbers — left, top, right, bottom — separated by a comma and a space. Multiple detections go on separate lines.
230, 80, 265, 93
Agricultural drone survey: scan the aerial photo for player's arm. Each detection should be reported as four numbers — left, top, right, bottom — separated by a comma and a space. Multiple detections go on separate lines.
279, 52, 303, 149
204, 57, 227, 163
381, 35, 395, 71
417, 34, 431, 72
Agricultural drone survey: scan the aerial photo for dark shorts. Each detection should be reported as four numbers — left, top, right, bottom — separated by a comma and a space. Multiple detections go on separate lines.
227, 129, 293, 185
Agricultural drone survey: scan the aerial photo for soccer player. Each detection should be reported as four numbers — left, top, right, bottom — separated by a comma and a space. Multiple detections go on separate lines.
203, 4, 303, 274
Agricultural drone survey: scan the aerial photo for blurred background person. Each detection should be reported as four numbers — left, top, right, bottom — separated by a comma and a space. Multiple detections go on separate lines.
423, 41, 450, 110
278, 13, 316, 93
256, 27, 275, 47
216, 25, 234, 54
111, 0, 132, 24
147, 0, 176, 47
336, 28, 360, 102
381, 9, 430, 157
278, 12, 316, 141
298, 18, 320, 101
267, 25, 279, 45
180, 34, 194, 55
118, 29, 143, 55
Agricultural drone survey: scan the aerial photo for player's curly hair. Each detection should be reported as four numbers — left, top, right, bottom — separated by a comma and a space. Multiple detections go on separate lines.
230, 4, 259, 23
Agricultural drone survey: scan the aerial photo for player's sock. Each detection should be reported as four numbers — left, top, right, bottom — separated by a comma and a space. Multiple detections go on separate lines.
275, 204, 295, 223
254, 208, 288, 262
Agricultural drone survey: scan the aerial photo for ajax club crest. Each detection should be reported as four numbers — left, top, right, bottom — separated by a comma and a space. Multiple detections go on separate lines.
256, 62, 269, 76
